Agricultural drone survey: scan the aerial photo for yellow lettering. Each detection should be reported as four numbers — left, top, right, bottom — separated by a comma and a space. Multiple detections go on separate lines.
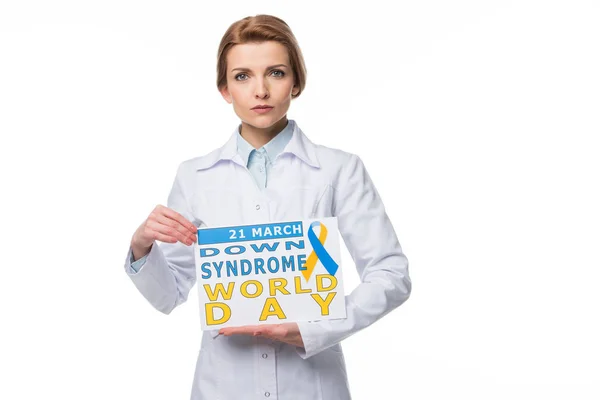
310, 292, 337, 315
205, 302, 231, 325
240, 280, 263, 298
294, 276, 312, 294
269, 278, 290, 296
203, 282, 235, 301
259, 297, 287, 321
316, 274, 337, 292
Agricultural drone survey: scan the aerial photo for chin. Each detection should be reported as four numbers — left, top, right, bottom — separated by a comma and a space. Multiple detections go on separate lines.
243, 114, 284, 129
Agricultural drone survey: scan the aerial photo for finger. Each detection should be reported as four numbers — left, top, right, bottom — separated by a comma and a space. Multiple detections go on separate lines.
259, 325, 282, 338
154, 213, 196, 244
221, 327, 256, 335
220, 325, 261, 336
254, 324, 289, 342
157, 205, 197, 234
153, 232, 178, 244
249, 325, 277, 338
146, 219, 194, 245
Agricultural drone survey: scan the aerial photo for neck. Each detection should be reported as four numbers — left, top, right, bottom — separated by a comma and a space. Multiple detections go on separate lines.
240, 117, 288, 149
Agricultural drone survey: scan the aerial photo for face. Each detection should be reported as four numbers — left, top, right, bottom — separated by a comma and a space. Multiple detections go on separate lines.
219, 41, 299, 136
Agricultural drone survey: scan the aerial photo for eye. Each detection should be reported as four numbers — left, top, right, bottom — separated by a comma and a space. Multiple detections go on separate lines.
235, 73, 248, 81
271, 69, 285, 78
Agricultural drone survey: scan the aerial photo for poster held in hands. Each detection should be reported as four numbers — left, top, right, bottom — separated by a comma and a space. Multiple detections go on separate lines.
194, 217, 346, 330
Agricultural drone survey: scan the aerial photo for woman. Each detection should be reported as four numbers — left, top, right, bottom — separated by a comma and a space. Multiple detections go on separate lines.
125, 14, 411, 400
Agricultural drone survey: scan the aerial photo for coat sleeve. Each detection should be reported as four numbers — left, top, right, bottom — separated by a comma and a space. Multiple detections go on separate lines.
123, 163, 198, 314
295, 153, 411, 359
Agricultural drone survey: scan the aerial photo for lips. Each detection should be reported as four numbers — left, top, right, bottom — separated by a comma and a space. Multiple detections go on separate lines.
252, 106, 273, 114
252, 105, 273, 110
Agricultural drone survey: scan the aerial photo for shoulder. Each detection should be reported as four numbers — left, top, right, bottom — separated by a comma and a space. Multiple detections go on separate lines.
314, 142, 358, 167
309, 141, 366, 192
159, 149, 222, 197
294, 123, 370, 191
174, 148, 223, 177
298, 128, 357, 169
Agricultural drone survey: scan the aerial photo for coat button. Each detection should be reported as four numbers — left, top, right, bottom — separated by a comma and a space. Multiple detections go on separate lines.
264, 391, 270, 397
262, 353, 268, 359
256, 204, 261, 210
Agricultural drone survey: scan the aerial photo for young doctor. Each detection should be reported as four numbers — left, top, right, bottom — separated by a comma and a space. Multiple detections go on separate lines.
124, 14, 411, 400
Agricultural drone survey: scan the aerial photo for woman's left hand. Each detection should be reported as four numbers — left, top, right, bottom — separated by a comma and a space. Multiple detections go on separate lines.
219, 322, 304, 348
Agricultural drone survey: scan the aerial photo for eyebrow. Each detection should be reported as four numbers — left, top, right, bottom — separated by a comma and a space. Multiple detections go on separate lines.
231, 64, 289, 73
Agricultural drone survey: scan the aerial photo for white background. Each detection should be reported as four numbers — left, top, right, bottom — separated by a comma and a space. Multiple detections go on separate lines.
1, 1, 598, 399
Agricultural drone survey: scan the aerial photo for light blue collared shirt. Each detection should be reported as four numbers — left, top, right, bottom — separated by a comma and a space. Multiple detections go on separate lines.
130, 120, 294, 272
235, 119, 294, 189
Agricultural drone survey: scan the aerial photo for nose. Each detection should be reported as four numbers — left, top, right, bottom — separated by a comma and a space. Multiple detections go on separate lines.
254, 78, 269, 99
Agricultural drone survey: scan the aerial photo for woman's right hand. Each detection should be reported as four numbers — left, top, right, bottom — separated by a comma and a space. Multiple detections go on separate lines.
131, 204, 198, 260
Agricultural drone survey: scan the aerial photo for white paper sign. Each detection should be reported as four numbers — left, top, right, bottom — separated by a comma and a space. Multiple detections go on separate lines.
194, 217, 346, 330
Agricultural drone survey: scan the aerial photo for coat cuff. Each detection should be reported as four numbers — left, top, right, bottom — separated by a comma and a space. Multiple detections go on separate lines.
123, 243, 176, 314
124, 244, 160, 278
128, 251, 148, 273
295, 319, 340, 359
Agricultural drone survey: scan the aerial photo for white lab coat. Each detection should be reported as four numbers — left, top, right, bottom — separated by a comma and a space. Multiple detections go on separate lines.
124, 121, 411, 400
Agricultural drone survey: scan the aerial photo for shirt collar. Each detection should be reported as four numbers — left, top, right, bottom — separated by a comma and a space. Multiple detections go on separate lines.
195, 119, 320, 171
236, 120, 294, 166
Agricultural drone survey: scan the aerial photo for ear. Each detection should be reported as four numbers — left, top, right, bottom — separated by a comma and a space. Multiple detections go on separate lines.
219, 86, 233, 104
291, 85, 300, 97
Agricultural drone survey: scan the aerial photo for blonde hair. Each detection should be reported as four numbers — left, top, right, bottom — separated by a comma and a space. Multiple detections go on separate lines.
216, 15, 307, 98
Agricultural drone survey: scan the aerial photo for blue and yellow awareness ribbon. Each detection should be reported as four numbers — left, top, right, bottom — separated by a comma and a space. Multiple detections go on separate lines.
302, 221, 339, 281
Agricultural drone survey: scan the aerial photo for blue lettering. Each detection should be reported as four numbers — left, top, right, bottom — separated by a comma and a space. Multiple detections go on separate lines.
267, 257, 280, 273
285, 239, 305, 250
254, 258, 266, 274
225, 245, 246, 255
226, 260, 239, 277
250, 242, 280, 253
281, 255, 295, 272
200, 247, 219, 257
297, 254, 307, 271
241, 259, 252, 276
200, 262, 211, 279
213, 261, 224, 277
